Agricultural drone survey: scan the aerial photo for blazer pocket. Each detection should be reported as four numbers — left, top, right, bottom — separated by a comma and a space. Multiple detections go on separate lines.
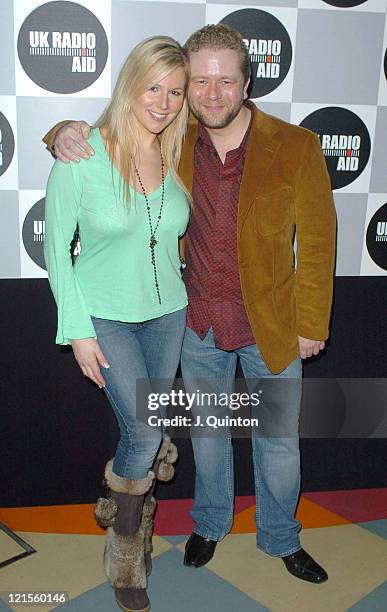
254, 186, 292, 237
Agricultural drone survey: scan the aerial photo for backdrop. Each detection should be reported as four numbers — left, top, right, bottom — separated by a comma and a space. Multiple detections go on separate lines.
1, 0, 387, 507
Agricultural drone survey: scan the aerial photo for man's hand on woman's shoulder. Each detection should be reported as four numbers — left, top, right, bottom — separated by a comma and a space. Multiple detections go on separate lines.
53, 120, 94, 163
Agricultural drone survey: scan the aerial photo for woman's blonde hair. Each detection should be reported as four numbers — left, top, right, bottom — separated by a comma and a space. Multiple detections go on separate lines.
94, 36, 190, 203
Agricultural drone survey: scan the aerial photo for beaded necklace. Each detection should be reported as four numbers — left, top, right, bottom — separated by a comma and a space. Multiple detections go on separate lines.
134, 142, 164, 305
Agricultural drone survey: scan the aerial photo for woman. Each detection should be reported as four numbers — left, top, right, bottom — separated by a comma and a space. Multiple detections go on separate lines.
44, 36, 190, 612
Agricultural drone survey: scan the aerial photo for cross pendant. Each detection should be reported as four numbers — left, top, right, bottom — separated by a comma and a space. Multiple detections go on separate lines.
150, 236, 157, 249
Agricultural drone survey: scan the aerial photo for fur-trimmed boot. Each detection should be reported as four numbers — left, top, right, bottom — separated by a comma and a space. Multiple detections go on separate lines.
95, 460, 155, 612
143, 435, 179, 576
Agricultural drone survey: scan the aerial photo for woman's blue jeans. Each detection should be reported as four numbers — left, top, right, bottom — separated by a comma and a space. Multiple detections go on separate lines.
181, 327, 302, 557
92, 307, 186, 480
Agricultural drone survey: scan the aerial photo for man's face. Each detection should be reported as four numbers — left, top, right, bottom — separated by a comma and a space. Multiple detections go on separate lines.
187, 48, 249, 129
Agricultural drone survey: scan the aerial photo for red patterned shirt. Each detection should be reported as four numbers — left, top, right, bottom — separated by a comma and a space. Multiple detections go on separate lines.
184, 107, 256, 351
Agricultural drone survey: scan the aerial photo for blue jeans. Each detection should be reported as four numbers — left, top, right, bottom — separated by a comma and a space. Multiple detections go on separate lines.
181, 327, 302, 557
92, 307, 186, 480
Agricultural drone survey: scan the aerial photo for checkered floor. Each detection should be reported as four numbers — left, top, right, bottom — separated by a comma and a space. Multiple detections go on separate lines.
1, 490, 386, 611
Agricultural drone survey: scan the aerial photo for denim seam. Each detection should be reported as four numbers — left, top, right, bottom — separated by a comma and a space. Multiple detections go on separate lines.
253, 446, 262, 539
104, 386, 135, 475
224, 351, 237, 531
256, 543, 301, 557
192, 528, 224, 543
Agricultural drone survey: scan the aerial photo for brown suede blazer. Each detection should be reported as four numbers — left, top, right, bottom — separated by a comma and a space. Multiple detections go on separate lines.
44, 107, 336, 373
178, 107, 336, 373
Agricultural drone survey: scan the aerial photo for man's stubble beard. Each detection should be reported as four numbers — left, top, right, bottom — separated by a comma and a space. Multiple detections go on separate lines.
188, 99, 244, 130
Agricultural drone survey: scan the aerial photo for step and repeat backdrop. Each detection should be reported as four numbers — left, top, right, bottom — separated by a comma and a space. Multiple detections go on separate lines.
1, 0, 387, 505
1, 0, 387, 280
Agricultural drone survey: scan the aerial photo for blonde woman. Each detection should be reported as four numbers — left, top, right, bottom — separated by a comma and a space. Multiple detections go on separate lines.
44, 37, 190, 612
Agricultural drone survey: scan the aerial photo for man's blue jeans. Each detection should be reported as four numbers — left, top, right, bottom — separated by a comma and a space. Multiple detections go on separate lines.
92, 307, 186, 480
181, 327, 302, 557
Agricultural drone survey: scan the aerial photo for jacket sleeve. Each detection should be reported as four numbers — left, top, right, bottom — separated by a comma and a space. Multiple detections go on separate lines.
44, 160, 96, 345
42, 121, 71, 153
294, 132, 337, 341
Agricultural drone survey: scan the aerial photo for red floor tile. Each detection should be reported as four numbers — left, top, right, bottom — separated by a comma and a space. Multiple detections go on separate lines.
303, 488, 387, 523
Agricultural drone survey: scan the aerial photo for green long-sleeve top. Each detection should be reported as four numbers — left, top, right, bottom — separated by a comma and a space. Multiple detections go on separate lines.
44, 128, 189, 345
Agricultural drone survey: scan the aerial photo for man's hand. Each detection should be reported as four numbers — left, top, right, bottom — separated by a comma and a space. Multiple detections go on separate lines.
70, 338, 110, 389
298, 336, 325, 359
53, 121, 94, 163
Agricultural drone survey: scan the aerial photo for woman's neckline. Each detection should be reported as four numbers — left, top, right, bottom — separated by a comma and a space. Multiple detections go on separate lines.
95, 127, 170, 199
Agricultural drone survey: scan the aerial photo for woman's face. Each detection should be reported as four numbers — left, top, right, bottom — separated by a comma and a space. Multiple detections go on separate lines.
132, 66, 186, 136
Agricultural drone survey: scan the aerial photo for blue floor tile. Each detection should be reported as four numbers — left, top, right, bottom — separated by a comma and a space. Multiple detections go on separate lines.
358, 519, 387, 540
161, 534, 188, 545
55, 582, 115, 611
347, 581, 387, 611
149, 547, 268, 611
55, 547, 268, 611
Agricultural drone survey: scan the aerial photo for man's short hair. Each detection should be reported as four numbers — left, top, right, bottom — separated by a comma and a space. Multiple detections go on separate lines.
184, 24, 251, 83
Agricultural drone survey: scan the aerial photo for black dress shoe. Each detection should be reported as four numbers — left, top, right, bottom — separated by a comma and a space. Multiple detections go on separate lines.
184, 533, 217, 568
282, 548, 328, 583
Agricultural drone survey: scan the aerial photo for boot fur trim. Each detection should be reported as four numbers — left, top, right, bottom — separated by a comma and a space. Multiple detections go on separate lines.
104, 460, 155, 495
104, 525, 146, 589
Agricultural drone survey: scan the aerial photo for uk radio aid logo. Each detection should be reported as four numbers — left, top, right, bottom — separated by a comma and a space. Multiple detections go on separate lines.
22, 198, 46, 270
0, 112, 15, 177
300, 107, 371, 190
17, 1, 108, 94
220, 9, 292, 98
366, 203, 387, 272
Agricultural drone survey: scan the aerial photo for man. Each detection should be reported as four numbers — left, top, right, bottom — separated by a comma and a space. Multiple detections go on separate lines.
44, 25, 336, 584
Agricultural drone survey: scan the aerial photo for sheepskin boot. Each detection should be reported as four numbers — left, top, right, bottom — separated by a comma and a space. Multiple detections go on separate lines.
143, 435, 179, 576
95, 460, 155, 612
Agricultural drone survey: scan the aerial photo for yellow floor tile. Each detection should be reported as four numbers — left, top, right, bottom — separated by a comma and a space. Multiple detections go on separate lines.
0, 530, 29, 564
0, 532, 172, 612
197, 525, 387, 612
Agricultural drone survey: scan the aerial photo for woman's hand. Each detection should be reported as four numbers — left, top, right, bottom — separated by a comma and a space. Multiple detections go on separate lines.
70, 338, 110, 389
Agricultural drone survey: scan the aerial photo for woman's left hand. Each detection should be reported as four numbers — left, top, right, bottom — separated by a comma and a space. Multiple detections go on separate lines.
70, 338, 110, 389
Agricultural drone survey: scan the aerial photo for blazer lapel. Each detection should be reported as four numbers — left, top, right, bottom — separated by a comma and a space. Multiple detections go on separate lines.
238, 109, 281, 236
178, 117, 199, 260
178, 116, 198, 193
